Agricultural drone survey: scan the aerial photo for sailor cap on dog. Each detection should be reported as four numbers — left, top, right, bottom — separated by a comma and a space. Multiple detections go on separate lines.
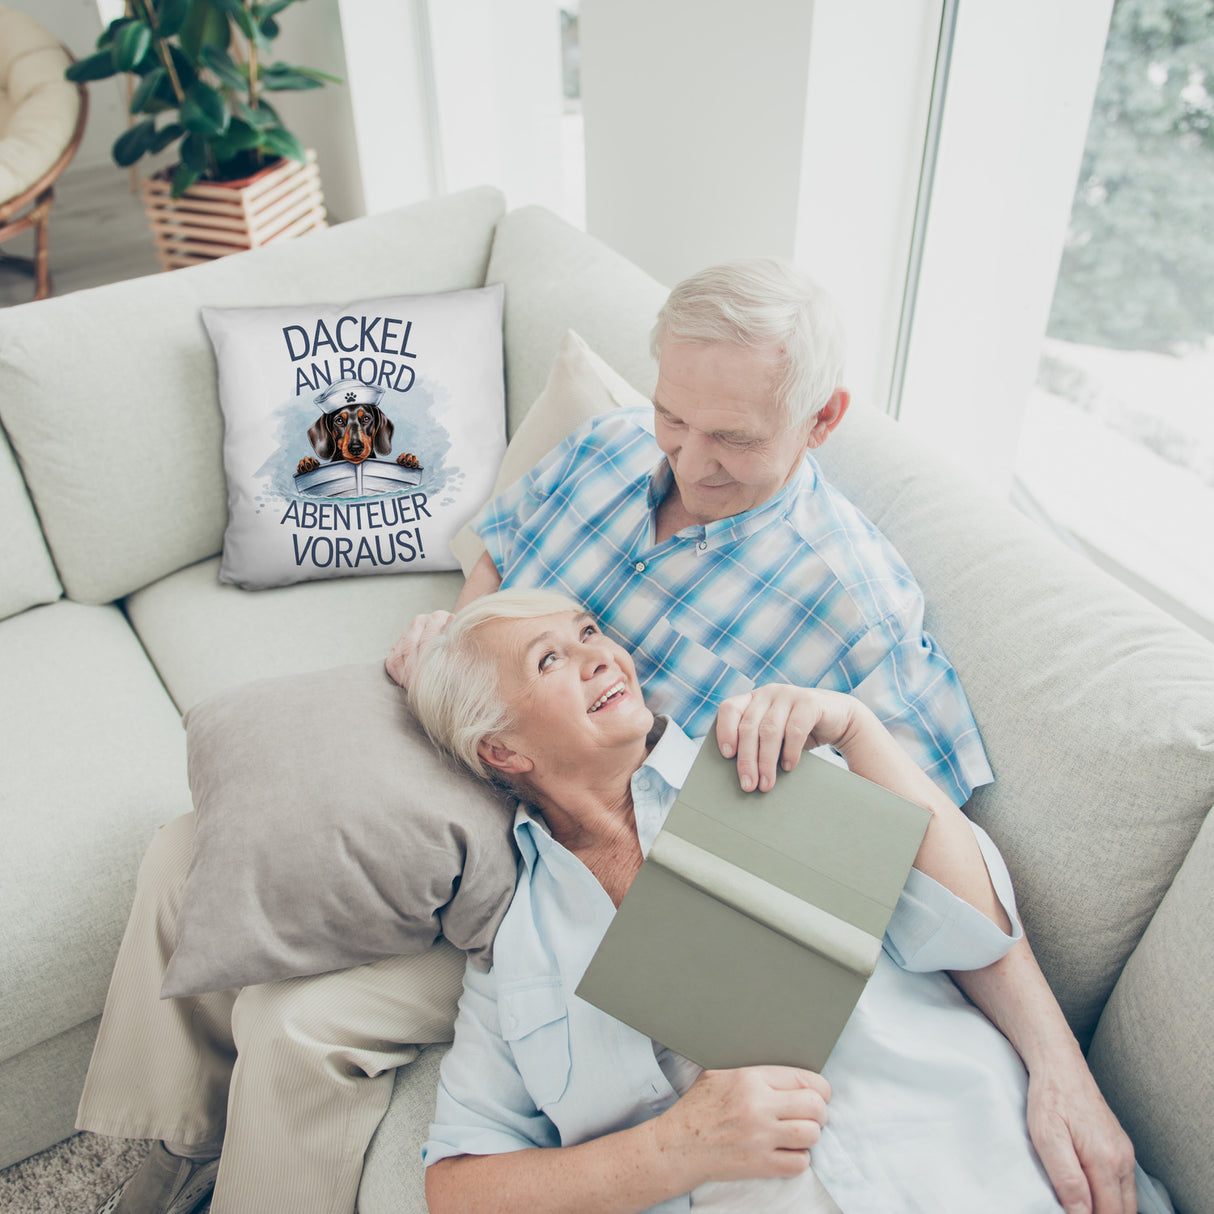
314, 379, 385, 413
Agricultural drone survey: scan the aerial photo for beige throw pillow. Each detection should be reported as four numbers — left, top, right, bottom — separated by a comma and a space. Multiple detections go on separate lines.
449, 329, 650, 576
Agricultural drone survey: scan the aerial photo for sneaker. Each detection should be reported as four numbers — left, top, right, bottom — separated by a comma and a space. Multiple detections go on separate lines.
96, 1142, 220, 1214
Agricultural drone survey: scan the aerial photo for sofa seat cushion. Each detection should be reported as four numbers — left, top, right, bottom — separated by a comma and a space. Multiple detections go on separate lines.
814, 402, 1214, 1046
0, 186, 506, 606
124, 556, 463, 713
0, 600, 191, 1063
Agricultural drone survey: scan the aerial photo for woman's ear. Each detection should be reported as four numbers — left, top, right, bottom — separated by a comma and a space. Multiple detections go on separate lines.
477, 738, 533, 777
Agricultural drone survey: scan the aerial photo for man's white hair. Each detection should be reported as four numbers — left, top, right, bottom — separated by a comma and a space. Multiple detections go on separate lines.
408, 588, 586, 781
650, 258, 847, 429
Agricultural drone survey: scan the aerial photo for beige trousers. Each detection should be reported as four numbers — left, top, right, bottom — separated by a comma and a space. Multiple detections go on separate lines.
76, 814, 466, 1214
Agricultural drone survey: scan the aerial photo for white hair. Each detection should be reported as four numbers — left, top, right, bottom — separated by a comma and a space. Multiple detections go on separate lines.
407, 588, 585, 782
650, 258, 847, 429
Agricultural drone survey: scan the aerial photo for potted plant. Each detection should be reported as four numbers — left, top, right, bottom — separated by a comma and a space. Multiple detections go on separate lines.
67, 0, 340, 268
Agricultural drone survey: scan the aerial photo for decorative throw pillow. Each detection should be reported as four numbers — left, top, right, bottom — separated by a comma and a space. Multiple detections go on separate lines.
449, 329, 649, 576
202, 285, 506, 590
161, 661, 519, 998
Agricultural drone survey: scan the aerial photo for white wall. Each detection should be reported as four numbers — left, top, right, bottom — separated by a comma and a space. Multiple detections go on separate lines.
429, 0, 565, 212
795, 0, 941, 413
579, 0, 818, 288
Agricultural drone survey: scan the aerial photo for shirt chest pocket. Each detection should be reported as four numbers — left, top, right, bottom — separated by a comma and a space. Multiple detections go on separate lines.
499, 979, 572, 1111
636, 614, 754, 729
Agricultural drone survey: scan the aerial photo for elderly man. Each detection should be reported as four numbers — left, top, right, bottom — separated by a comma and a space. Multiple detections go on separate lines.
388, 260, 1136, 1214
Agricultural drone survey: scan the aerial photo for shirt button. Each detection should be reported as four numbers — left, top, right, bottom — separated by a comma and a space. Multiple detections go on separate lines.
697, 541, 708, 551
634, 561, 646, 573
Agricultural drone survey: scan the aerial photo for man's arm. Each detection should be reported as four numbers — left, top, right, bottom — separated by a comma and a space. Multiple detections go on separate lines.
951, 942, 1137, 1214
717, 684, 1136, 1214
385, 551, 502, 688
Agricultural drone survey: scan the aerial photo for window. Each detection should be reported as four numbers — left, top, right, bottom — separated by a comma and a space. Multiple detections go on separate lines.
1013, 0, 1214, 637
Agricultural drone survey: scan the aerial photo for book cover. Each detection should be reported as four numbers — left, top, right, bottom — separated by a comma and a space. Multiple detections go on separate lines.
575, 744, 932, 1071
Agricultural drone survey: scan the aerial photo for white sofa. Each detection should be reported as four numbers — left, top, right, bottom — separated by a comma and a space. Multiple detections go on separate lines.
0, 186, 1210, 1213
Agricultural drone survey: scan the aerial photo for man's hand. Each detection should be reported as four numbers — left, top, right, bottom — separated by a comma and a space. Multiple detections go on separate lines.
385, 610, 453, 689
653, 1066, 830, 1186
715, 684, 859, 792
1026, 1060, 1137, 1214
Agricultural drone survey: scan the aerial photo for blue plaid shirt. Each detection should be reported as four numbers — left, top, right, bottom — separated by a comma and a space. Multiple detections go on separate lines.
475, 407, 992, 805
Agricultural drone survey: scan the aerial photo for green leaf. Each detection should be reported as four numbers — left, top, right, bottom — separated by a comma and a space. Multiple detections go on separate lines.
129, 66, 166, 112
260, 62, 323, 91
181, 80, 230, 135
234, 97, 278, 129
259, 15, 279, 40
200, 44, 248, 90
167, 44, 198, 91
221, 118, 263, 150
171, 162, 201, 197
180, 0, 231, 63
180, 131, 210, 172
112, 20, 152, 72
112, 119, 157, 167
66, 50, 119, 83
155, 0, 191, 40
260, 125, 305, 163
150, 122, 185, 153
96, 17, 127, 50
255, 0, 296, 19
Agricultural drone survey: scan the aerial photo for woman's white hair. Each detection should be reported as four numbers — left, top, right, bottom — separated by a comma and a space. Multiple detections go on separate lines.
407, 588, 586, 782
650, 258, 847, 429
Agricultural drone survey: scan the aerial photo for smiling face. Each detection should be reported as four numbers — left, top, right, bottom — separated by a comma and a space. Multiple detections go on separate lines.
653, 340, 820, 524
474, 610, 654, 782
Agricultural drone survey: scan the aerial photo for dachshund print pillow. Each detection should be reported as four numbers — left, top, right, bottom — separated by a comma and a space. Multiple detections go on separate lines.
202, 285, 505, 590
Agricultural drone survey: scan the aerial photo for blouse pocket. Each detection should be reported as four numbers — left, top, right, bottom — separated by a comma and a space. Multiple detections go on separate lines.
499, 978, 572, 1109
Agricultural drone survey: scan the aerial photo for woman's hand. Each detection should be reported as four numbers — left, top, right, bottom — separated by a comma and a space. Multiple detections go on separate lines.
716, 685, 861, 792
385, 610, 453, 688
653, 1066, 830, 1185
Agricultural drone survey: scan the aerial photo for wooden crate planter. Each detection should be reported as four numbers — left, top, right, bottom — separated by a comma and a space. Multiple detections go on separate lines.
140, 150, 327, 271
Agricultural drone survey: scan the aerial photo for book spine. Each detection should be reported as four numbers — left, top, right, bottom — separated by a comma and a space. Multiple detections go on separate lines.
648, 832, 882, 977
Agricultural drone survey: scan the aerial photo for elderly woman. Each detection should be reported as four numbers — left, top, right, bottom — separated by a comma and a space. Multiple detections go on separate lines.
408, 588, 1090, 1214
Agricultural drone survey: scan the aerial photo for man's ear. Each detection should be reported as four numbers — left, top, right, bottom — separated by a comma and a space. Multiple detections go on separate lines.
477, 738, 533, 777
806, 388, 850, 450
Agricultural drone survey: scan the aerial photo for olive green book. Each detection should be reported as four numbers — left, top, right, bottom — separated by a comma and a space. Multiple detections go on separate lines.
575, 745, 932, 1071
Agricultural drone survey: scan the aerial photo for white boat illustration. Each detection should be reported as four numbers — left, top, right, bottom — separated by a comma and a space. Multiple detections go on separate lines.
294, 458, 424, 498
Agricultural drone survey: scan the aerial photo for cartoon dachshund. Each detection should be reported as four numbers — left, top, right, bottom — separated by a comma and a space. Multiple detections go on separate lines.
296, 380, 422, 475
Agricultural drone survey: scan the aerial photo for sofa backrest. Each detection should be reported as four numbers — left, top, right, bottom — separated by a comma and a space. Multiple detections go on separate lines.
0, 186, 507, 606
486, 205, 668, 435
0, 423, 61, 619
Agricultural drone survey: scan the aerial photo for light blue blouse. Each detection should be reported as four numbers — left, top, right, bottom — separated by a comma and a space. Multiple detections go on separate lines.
424, 722, 1066, 1212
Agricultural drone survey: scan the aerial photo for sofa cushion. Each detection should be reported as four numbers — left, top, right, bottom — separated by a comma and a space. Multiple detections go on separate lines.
163, 663, 517, 997
201, 285, 505, 590
359, 1042, 448, 1214
1088, 804, 1214, 1214
0, 423, 60, 620
0, 600, 191, 1063
813, 402, 1214, 1045
124, 556, 463, 713
0, 186, 506, 606
485, 205, 667, 436
450, 329, 642, 576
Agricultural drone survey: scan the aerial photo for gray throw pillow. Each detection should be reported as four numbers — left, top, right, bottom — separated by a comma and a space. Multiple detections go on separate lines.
161, 662, 518, 998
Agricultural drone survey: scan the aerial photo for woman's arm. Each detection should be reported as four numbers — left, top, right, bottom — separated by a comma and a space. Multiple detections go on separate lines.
427, 1065, 830, 1214
385, 552, 503, 687
715, 684, 1010, 931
